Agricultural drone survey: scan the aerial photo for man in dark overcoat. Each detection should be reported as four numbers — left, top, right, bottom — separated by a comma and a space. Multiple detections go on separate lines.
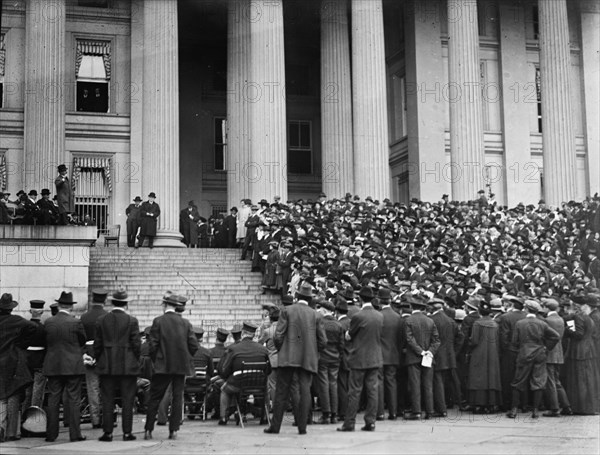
403, 296, 440, 420
429, 298, 463, 417
0, 294, 36, 442
337, 286, 383, 432
94, 290, 141, 442
378, 288, 403, 420
264, 283, 327, 435
54, 164, 74, 225
498, 295, 526, 410
126, 196, 143, 247
144, 294, 198, 440
36, 189, 58, 225
43, 291, 87, 443
138, 192, 160, 248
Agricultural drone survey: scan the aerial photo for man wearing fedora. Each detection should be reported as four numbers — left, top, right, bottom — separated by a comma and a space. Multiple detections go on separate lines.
37, 189, 58, 225
337, 286, 383, 432
43, 291, 87, 442
94, 289, 141, 441
0, 293, 37, 443
403, 295, 440, 421
144, 293, 198, 440
126, 196, 143, 247
55, 164, 74, 225
80, 289, 108, 429
138, 192, 160, 248
265, 283, 327, 435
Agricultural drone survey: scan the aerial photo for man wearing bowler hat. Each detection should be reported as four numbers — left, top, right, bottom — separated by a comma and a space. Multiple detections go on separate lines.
217, 322, 270, 425
264, 283, 327, 435
138, 192, 160, 248
37, 189, 58, 225
144, 293, 198, 440
80, 289, 108, 428
43, 291, 87, 442
337, 286, 383, 432
94, 289, 141, 442
0, 293, 36, 442
126, 196, 143, 247
55, 164, 74, 225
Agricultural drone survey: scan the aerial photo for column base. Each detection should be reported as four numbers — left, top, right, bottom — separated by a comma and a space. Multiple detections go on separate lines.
152, 230, 185, 248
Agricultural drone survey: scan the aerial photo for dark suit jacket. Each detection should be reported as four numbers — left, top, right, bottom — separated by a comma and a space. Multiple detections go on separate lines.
380, 307, 402, 366
94, 309, 141, 376
218, 338, 270, 388
140, 201, 160, 237
319, 314, 344, 365
80, 305, 108, 355
0, 314, 36, 399
347, 305, 383, 370
498, 309, 525, 352
274, 302, 327, 374
404, 311, 441, 366
430, 310, 462, 370
513, 315, 560, 361
338, 314, 351, 371
42, 311, 86, 376
148, 311, 199, 375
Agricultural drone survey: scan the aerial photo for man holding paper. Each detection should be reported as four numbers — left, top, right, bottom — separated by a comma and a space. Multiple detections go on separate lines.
403, 295, 440, 420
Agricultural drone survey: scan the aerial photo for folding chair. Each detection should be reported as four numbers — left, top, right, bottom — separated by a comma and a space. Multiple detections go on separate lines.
232, 361, 270, 429
184, 365, 209, 420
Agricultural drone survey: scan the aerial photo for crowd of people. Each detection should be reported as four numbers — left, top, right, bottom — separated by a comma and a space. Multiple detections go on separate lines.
1, 190, 600, 443
0, 164, 76, 226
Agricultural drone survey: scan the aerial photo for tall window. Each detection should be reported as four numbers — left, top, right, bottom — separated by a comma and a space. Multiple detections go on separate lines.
287, 121, 312, 174
532, 5, 540, 40
535, 66, 542, 133
214, 117, 227, 171
76, 40, 111, 113
72, 156, 112, 232
0, 34, 5, 108
390, 73, 407, 142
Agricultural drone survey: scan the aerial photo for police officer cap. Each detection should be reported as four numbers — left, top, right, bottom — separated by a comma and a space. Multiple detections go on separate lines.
29, 300, 45, 309
216, 328, 229, 341
193, 326, 204, 336
92, 288, 109, 304
242, 321, 258, 334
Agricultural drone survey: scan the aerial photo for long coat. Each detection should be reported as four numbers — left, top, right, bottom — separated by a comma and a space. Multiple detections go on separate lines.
140, 201, 160, 237
179, 207, 200, 245
80, 304, 108, 355
0, 314, 36, 399
42, 312, 87, 376
468, 316, 502, 392
347, 306, 384, 370
54, 175, 74, 213
544, 312, 565, 364
274, 301, 327, 374
93, 309, 141, 376
430, 310, 463, 370
404, 311, 441, 366
148, 311, 199, 375
380, 306, 402, 366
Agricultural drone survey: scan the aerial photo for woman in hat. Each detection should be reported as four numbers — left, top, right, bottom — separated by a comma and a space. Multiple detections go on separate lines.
262, 241, 281, 294
467, 301, 502, 414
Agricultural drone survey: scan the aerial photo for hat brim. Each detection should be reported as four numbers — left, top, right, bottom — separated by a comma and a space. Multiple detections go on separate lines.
55, 299, 77, 304
0, 301, 18, 310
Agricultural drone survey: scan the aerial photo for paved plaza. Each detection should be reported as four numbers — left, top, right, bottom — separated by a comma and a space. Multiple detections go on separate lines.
2, 409, 598, 455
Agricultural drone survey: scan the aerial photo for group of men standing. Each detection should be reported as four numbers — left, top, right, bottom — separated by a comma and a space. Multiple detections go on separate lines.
125, 192, 160, 248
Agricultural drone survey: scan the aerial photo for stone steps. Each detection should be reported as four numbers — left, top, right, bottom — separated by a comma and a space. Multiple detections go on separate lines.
88, 248, 278, 344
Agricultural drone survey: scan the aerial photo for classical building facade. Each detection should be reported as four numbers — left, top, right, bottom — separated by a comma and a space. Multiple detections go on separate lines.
0, 0, 598, 243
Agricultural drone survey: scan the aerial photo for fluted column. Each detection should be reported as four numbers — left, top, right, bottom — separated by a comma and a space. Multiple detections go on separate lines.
142, 0, 183, 247
321, 0, 353, 198
24, 0, 66, 190
351, 0, 390, 201
227, 0, 252, 209
538, 0, 577, 206
447, 0, 485, 201
249, 0, 287, 203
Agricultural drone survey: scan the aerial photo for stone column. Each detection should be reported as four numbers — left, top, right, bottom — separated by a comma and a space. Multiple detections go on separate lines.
447, 0, 485, 201
248, 0, 287, 203
538, 0, 577, 207
579, 1, 600, 197
24, 0, 66, 190
227, 0, 252, 209
404, 0, 448, 202
320, 0, 353, 199
351, 0, 390, 201
141, 0, 183, 247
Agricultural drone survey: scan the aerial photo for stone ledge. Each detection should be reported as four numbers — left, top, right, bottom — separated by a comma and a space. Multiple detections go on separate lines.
0, 225, 97, 246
